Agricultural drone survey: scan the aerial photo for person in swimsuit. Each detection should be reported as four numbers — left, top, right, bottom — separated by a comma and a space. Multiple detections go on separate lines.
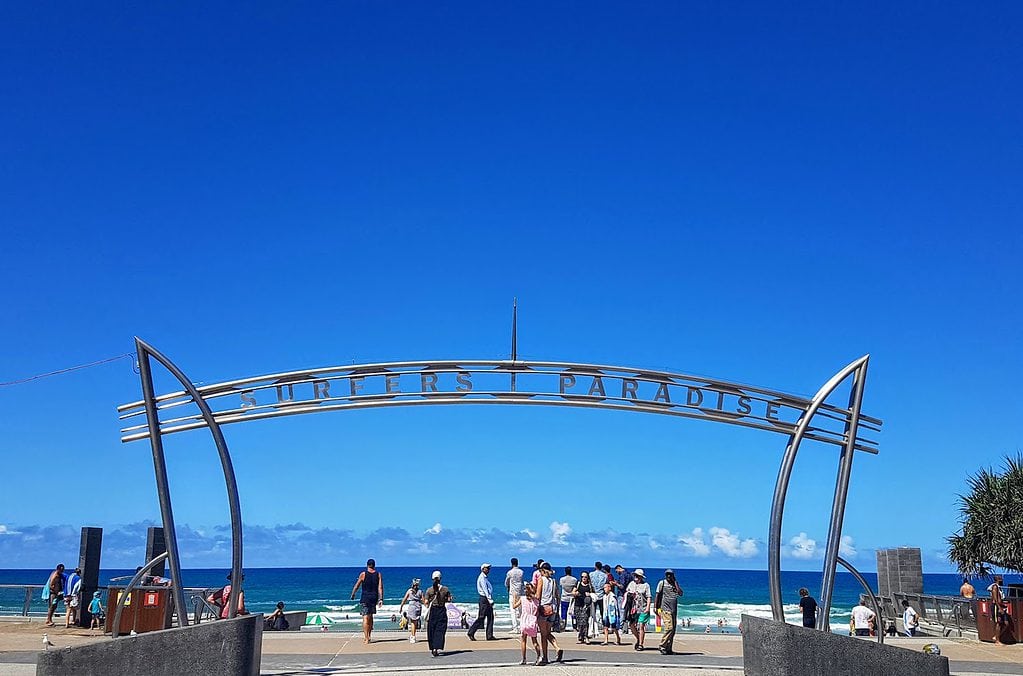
350, 558, 384, 644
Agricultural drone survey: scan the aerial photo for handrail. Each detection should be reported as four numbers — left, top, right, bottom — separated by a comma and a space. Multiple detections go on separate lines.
111, 552, 169, 638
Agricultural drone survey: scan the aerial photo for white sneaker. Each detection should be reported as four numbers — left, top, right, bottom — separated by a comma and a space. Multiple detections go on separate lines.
410, 636, 416, 643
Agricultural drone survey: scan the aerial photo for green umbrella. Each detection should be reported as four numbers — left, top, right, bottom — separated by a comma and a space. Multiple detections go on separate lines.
306, 612, 336, 625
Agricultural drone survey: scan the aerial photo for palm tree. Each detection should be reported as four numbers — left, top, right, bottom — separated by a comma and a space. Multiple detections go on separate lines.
947, 454, 1023, 576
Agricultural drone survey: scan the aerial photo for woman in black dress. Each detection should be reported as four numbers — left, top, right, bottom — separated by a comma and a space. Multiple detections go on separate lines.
424, 570, 453, 656
572, 571, 595, 644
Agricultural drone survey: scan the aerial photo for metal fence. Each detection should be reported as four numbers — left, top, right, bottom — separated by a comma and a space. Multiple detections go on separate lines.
880, 592, 977, 637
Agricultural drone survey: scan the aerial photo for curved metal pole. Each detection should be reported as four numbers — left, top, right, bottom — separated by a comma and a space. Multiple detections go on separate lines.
137, 347, 191, 628
767, 355, 869, 621
111, 552, 169, 638
837, 555, 883, 644
136, 338, 244, 619
818, 361, 867, 631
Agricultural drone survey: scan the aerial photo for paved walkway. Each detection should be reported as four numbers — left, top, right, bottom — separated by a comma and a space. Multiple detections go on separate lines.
1, 622, 1021, 674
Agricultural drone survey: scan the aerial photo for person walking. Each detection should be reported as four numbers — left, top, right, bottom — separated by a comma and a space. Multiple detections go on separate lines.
515, 581, 541, 665
398, 578, 424, 644
350, 559, 384, 644
613, 564, 630, 634
901, 599, 920, 637
655, 569, 682, 655
467, 563, 495, 641
535, 562, 564, 665
559, 566, 577, 631
425, 570, 452, 657
505, 558, 524, 634
571, 571, 595, 644
44, 564, 65, 627
601, 581, 623, 645
626, 569, 652, 650
798, 588, 818, 628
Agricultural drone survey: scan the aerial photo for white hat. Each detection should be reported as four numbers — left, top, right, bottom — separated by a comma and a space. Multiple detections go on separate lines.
481, 562, 492, 570
634, 568, 645, 577
432, 570, 442, 579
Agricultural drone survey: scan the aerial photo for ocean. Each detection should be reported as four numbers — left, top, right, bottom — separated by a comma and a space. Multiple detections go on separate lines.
5, 566, 1012, 634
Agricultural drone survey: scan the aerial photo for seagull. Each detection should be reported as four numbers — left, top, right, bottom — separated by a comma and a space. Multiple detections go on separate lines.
42, 634, 54, 650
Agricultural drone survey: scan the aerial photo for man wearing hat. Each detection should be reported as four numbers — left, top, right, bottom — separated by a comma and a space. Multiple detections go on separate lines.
467, 563, 496, 640
655, 569, 683, 654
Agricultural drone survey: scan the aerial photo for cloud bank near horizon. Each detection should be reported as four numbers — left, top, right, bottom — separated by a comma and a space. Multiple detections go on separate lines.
0, 520, 935, 570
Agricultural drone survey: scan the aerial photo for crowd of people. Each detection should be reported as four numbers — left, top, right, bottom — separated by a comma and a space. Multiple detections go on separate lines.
42, 564, 84, 628
358, 557, 689, 663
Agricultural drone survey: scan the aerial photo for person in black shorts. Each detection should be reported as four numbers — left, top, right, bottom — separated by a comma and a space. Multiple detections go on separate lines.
798, 588, 818, 629
351, 558, 384, 644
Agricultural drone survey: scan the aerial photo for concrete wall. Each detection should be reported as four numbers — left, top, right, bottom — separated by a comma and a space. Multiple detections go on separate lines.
741, 614, 948, 676
876, 547, 923, 598
37, 614, 262, 676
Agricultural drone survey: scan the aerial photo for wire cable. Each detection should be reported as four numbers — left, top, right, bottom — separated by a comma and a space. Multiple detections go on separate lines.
0, 352, 138, 387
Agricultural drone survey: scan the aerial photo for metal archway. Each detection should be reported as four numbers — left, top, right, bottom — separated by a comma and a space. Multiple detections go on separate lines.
120, 341, 880, 629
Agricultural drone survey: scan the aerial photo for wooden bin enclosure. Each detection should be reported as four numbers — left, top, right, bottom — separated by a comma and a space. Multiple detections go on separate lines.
105, 587, 173, 635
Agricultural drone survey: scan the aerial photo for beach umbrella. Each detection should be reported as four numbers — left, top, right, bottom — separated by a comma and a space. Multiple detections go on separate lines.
306, 612, 336, 626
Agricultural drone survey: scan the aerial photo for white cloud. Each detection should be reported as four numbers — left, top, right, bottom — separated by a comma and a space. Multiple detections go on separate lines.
0, 525, 19, 536
521, 528, 538, 540
425, 523, 442, 535
678, 528, 711, 557
789, 532, 817, 559
549, 521, 572, 544
648, 538, 664, 550
840, 535, 856, 557
710, 526, 759, 558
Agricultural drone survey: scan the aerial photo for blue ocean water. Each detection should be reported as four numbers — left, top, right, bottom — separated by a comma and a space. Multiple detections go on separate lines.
5, 566, 1015, 633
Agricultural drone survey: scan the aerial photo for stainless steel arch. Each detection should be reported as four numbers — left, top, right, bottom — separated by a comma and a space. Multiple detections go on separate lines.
135, 338, 244, 625
123, 347, 879, 634
767, 355, 869, 625
837, 555, 884, 645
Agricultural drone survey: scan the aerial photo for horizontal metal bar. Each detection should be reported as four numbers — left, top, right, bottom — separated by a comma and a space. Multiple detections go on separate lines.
116, 358, 881, 426
122, 395, 879, 452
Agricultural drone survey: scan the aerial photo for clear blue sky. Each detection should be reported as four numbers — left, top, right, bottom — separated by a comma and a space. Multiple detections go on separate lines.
1, 2, 1020, 572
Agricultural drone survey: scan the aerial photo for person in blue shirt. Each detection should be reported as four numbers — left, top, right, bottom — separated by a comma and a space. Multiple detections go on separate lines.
590, 562, 608, 638
63, 567, 82, 628
88, 591, 105, 630
467, 563, 495, 640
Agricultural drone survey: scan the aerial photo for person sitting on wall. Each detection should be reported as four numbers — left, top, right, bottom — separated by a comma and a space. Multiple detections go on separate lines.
265, 602, 290, 631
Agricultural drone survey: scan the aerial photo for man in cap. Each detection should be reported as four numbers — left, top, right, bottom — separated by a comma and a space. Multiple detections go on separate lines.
655, 569, 683, 654
467, 563, 496, 640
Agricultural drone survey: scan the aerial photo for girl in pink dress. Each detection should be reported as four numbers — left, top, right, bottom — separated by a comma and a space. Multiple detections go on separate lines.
515, 582, 541, 665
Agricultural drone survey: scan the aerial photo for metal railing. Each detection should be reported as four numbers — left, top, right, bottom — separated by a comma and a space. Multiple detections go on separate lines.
0, 584, 44, 616
880, 592, 977, 637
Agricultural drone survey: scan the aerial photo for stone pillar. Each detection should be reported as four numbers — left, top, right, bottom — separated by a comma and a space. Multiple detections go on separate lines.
146, 526, 167, 577
875, 547, 923, 598
77, 527, 103, 628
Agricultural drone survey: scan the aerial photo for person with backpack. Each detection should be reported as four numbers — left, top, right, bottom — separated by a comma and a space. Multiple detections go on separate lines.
655, 570, 683, 655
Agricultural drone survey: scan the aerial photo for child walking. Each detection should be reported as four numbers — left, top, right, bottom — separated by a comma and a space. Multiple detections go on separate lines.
515, 582, 542, 665
88, 591, 105, 630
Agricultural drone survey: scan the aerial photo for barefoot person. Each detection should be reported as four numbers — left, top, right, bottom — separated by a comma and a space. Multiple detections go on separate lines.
398, 578, 424, 644
425, 570, 452, 657
350, 559, 384, 644
515, 582, 542, 665
44, 564, 65, 627
989, 575, 1008, 645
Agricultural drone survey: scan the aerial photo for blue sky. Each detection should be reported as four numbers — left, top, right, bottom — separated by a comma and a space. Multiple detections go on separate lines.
1, 2, 1020, 572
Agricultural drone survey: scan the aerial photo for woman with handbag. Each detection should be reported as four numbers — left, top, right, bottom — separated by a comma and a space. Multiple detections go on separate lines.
626, 569, 652, 650
424, 571, 452, 657
534, 563, 564, 665
572, 572, 595, 644
398, 578, 424, 644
